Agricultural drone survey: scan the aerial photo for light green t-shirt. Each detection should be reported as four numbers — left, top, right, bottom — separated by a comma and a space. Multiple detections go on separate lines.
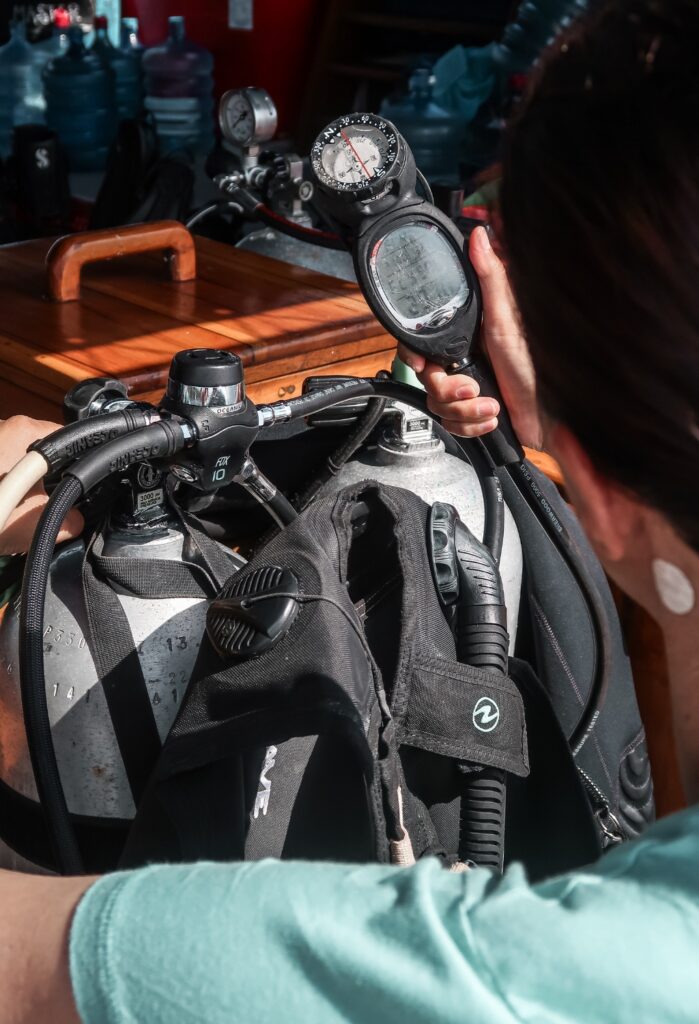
70, 802, 699, 1023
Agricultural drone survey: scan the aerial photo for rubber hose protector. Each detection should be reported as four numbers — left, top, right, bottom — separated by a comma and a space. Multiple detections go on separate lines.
67, 420, 186, 493
31, 408, 154, 472
19, 474, 84, 874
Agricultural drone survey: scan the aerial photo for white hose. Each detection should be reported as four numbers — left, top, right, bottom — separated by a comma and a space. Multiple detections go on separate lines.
0, 450, 50, 535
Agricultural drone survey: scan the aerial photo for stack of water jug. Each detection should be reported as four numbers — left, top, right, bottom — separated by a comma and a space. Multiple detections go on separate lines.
0, 12, 214, 170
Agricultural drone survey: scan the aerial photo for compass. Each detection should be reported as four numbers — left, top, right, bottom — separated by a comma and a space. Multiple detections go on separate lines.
310, 113, 400, 199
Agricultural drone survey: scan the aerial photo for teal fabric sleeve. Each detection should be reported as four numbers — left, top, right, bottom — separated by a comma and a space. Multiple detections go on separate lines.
70, 803, 699, 1023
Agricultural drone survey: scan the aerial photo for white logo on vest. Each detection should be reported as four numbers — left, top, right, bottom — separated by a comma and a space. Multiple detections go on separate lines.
253, 745, 278, 818
473, 697, 500, 733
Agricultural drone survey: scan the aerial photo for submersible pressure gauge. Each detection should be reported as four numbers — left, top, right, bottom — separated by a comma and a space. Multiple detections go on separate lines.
310, 113, 481, 372
310, 113, 522, 465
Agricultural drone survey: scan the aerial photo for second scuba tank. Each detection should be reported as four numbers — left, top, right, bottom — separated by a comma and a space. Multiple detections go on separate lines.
319, 401, 522, 646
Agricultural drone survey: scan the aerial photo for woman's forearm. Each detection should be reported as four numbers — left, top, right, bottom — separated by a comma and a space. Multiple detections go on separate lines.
0, 869, 95, 1024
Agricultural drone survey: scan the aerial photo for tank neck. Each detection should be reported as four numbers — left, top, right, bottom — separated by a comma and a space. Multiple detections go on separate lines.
67, 26, 85, 55
10, 20, 28, 43
121, 18, 140, 49
408, 69, 436, 100
168, 16, 187, 43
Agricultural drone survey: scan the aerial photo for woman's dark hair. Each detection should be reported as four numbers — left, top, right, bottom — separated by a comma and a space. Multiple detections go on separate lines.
500, 0, 699, 550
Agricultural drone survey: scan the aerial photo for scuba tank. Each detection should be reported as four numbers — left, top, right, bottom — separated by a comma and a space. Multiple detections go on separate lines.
0, 356, 246, 872
318, 399, 522, 646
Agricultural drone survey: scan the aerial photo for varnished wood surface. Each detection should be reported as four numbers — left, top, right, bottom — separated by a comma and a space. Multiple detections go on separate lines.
46, 220, 197, 302
0, 233, 395, 418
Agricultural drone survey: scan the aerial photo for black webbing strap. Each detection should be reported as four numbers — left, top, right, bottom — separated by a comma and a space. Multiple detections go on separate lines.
82, 541, 163, 804
81, 511, 238, 805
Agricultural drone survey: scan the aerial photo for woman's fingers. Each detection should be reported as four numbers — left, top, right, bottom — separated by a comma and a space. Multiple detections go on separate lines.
396, 343, 425, 374
442, 417, 499, 439
426, 394, 499, 423
419, 361, 480, 401
0, 493, 84, 557
468, 227, 520, 345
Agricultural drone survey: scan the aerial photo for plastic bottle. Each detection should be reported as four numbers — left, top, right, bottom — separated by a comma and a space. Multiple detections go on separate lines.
0, 21, 46, 159
142, 16, 214, 155
92, 15, 141, 123
380, 69, 466, 185
43, 26, 116, 171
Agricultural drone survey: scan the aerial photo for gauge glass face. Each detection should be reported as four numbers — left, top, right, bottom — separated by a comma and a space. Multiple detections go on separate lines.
312, 114, 398, 193
370, 223, 469, 332
222, 92, 255, 145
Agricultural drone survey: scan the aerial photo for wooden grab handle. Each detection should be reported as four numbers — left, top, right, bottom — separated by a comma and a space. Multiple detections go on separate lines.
46, 220, 197, 302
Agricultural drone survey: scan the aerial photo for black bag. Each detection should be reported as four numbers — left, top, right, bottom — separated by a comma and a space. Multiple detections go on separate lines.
122, 477, 652, 879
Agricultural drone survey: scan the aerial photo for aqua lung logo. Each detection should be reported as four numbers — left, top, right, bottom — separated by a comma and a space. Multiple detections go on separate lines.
473, 697, 500, 733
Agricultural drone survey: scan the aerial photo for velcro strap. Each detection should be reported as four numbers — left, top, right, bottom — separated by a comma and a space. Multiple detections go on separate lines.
397, 658, 529, 777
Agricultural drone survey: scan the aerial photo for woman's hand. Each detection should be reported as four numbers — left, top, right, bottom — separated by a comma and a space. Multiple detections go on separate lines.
0, 416, 83, 556
397, 226, 543, 450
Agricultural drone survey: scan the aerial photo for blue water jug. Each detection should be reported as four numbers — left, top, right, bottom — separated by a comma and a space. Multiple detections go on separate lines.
92, 15, 141, 122
142, 16, 214, 155
43, 26, 116, 171
0, 21, 46, 158
32, 7, 71, 68
380, 69, 466, 185
120, 17, 144, 63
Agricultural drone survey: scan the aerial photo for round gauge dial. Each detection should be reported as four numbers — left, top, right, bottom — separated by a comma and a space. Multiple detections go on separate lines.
311, 114, 399, 195
219, 88, 278, 147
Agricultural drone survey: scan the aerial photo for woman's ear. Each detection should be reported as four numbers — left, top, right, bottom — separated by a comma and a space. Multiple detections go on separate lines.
547, 422, 644, 564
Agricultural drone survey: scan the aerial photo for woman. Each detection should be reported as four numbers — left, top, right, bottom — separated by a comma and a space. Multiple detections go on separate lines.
1, 1, 698, 1020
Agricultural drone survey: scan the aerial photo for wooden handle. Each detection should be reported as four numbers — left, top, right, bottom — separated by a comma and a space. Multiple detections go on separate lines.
46, 220, 196, 302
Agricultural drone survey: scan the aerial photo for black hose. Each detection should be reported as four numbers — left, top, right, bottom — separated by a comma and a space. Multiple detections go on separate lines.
505, 461, 611, 755
18, 421, 187, 874
261, 378, 503, 557
186, 200, 243, 231
295, 397, 388, 512
254, 206, 347, 251
241, 485, 297, 528
459, 438, 505, 563
67, 420, 186, 494
31, 408, 155, 474
19, 475, 84, 874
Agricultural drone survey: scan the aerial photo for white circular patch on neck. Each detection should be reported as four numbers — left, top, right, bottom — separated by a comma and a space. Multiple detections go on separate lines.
652, 558, 696, 616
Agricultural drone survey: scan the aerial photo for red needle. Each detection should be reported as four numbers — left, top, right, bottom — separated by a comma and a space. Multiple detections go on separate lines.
340, 130, 372, 180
